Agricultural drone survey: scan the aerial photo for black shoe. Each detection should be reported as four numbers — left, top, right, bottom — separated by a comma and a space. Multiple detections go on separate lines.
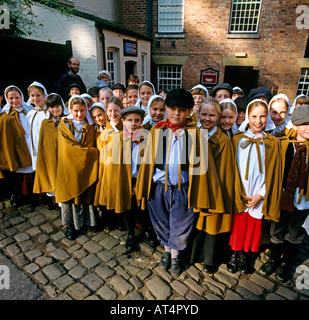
275, 262, 291, 283
10, 194, 19, 208
66, 225, 78, 240
171, 258, 181, 277
160, 252, 171, 269
227, 255, 238, 273
203, 264, 215, 274
238, 255, 248, 274
259, 259, 279, 276
125, 234, 138, 252
143, 230, 159, 247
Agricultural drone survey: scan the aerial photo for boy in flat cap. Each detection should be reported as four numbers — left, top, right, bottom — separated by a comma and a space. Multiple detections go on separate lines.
95, 106, 151, 252
260, 104, 309, 282
135, 88, 225, 277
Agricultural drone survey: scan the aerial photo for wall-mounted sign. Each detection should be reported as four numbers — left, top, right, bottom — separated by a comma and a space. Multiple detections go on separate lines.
123, 39, 138, 57
200, 68, 219, 86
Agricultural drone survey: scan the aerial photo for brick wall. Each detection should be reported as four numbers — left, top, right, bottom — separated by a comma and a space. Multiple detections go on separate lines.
123, 0, 309, 101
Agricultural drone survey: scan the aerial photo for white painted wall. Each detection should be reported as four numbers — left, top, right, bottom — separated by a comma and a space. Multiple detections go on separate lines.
24, 4, 99, 90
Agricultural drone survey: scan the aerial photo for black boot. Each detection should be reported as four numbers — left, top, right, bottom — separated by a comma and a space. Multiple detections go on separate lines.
275, 241, 299, 283
259, 243, 283, 276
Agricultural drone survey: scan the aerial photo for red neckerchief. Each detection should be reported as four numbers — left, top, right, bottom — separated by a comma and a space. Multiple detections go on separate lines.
123, 127, 143, 145
155, 120, 186, 137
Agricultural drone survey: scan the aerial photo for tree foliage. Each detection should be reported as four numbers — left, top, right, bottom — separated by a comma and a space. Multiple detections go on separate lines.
0, 0, 72, 36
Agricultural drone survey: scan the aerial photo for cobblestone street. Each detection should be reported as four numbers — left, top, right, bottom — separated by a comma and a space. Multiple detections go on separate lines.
0, 202, 309, 301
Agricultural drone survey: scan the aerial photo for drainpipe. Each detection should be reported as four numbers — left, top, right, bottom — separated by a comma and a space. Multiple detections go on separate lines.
147, 0, 153, 85
96, 24, 106, 70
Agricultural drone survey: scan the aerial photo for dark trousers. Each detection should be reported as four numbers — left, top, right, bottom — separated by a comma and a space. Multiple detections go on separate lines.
147, 182, 195, 251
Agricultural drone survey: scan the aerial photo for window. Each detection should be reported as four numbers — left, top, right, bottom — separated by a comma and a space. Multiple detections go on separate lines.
107, 49, 117, 84
296, 68, 309, 96
158, 0, 184, 33
229, 0, 262, 33
157, 65, 182, 91
141, 53, 147, 82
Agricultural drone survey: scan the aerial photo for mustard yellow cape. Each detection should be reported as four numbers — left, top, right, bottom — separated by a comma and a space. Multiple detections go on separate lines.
196, 126, 234, 235
232, 131, 282, 222
55, 119, 99, 204
135, 117, 225, 214
0, 111, 32, 174
33, 119, 58, 194
94, 129, 147, 213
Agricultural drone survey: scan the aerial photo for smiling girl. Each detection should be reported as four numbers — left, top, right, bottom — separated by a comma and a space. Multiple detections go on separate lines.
227, 99, 282, 275
219, 98, 238, 138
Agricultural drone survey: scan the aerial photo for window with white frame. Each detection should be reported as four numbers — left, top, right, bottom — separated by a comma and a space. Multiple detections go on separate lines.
296, 68, 309, 96
158, 0, 184, 33
229, 0, 262, 33
107, 49, 118, 84
157, 65, 182, 91
141, 54, 147, 82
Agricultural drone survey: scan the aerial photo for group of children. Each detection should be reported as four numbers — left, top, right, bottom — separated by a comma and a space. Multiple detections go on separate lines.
0, 76, 309, 282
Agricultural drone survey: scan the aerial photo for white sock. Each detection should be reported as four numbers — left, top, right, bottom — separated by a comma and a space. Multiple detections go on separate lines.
171, 249, 180, 259
164, 246, 171, 253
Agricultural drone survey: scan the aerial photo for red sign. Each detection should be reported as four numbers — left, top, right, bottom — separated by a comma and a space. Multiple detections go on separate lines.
200, 68, 219, 85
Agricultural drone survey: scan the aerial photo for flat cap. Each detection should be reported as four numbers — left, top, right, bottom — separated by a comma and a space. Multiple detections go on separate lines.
165, 88, 194, 109
120, 106, 145, 118
290, 104, 309, 125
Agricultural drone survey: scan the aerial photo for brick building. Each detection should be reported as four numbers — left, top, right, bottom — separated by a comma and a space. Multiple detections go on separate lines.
122, 0, 309, 100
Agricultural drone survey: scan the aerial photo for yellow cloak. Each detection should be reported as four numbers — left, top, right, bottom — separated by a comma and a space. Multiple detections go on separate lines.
55, 119, 99, 204
196, 126, 234, 235
33, 119, 58, 194
135, 117, 225, 214
232, 131, 282, 222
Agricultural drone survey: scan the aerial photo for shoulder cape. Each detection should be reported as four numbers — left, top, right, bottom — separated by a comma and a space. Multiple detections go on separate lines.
55, 119, 99, 204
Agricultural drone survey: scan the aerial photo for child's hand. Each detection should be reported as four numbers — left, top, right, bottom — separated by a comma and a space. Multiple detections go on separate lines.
244, 195, 263, 209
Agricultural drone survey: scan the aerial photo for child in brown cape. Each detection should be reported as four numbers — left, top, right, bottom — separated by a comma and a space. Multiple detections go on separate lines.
260, 104, 309, 282
0, 86, 34, 208
33, 93, 70, 209
56, 96, 99, 240
190, 97, 234, 273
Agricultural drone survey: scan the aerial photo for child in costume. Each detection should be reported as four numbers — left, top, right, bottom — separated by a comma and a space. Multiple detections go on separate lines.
136, 81, 155, 114
142, 95, 166, 130
0, 86, 34, 207
55, 96, 99, 239
259, 104, 309, 282
227, 99, 282, 274
135, 88, 225, 277
33, 93, 69, 209
218, 98, 238, 139
190, 97, 234, 273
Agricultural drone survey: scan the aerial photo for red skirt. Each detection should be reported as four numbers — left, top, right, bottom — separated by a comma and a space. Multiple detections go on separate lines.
229, 211, 262, 253
13, 172, 35, 196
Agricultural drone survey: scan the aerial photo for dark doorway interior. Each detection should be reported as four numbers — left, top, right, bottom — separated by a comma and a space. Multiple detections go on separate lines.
224, 66, 259, 96
125, 60, 137, 85
0, 36, 72, 98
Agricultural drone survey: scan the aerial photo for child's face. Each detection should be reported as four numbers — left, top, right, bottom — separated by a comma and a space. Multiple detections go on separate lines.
199, 103, 219, 131
236, 111, 246, 126
71, 103, 87, 122
215, 89, 231, 102
293, 123, 309, 142
219, 108, 236, 131
69, 87, 81, 97
149, 100, 165, 123
91, 108, 106, 127
248, 105, 267, 134
232, 93, 243, 101
192, 94, 205, 113
270, 101, 288, 126
127, 89, 138, 106
139, 85, 153, 106
128, 80, 139, 86
113, 89, 125, 100
92, 95, 99, 103
107, 103, 121, 123
7, 90, 22, 109
122, 96, 130, 108
122, 113, 142, 133
49, 105, 63, 117
29, 88, 45, 108
100, 91, 113, 106
165, 106, 190, 126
